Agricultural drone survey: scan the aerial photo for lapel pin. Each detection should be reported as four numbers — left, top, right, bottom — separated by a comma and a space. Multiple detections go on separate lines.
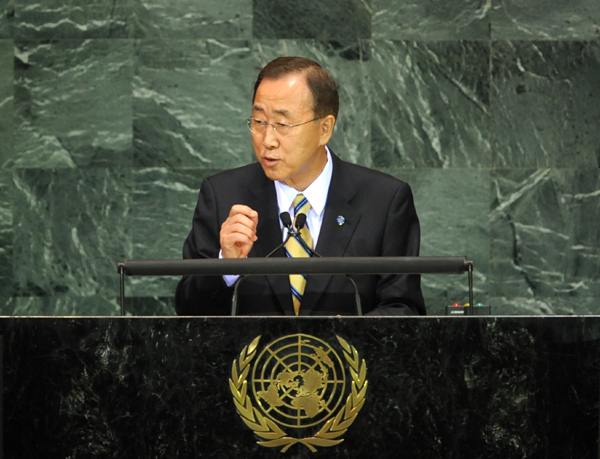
336, 215, 345, 226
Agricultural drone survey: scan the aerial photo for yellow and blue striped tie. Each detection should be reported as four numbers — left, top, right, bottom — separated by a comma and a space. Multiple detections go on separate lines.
285, 194, 313, 315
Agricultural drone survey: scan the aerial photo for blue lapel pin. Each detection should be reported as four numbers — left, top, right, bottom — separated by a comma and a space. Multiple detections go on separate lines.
336, 215, 345, 226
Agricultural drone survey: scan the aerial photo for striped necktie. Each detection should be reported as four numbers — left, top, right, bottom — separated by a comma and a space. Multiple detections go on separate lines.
285, 194, 313, 315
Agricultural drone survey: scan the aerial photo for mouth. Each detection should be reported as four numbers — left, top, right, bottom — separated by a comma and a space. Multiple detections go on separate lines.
262, 157, 279, 167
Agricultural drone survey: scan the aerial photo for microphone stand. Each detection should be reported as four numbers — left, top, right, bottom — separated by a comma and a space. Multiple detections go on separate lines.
291, 215, 363, 316
231, 212, 363, 316
231, 212, 295, 316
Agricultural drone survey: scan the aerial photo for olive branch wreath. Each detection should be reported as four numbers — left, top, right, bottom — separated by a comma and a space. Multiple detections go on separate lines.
229, 335, 368, 453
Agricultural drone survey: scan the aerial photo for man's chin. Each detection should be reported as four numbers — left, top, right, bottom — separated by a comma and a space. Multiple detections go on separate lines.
260, 164, 287, 182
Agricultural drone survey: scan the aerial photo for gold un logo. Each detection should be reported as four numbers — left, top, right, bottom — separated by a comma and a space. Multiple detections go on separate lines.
229, 334, 368, 452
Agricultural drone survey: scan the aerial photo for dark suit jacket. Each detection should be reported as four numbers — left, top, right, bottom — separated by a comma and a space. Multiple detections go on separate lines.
175, 152, 425, 316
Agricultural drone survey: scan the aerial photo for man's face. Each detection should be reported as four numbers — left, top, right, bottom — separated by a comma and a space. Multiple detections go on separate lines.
251, 74, 333, 191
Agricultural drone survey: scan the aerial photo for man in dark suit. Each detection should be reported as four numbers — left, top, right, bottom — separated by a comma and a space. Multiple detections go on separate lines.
176, 57, 425, 316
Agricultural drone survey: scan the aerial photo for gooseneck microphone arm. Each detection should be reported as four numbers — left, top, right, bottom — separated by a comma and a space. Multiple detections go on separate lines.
291, 213, 363, 316
232, 211, 363, 316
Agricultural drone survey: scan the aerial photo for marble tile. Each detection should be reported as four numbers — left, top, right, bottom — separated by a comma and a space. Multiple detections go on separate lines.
0, 39, 13, 166
250, 40, 371, 165
0, 0, 14, 38
125, 296, 175, 315
491, 40, 600, 168
487, 296, 600, 316
373, 0, 492, 40
128, 168, 222, 297
134, 39, 371, 168
133, 0, 251, 38
11, 39, 133, 169
12, 0, 132, 38
11, 169, 132, 303
390, 168, 491, 315
133, 39, 255, 169
2, 295, 120, 315
0, 171, 14, 309
491, 0, 600, 40
253, 0, 371, 40
490, 169, 600, 311
370, 40, 492, 169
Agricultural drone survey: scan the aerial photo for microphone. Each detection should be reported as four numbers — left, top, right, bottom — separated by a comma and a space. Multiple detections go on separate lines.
281, 211, 293, 232
292, 213, 321, 258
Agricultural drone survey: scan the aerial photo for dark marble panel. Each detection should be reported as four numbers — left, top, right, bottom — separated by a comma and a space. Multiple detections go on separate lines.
133, 0, 251, 38
373, 0, 491, 40
2, 317, 600, 458
0, 0, 14, 38
370, 40, 492, 168
253, 0, 371, 40
250, 40, 371, 165
133, 39, 255, 169
490, 169, 600, 315
394, 168, 491, 314
0, 39, 12, 166
129, 168, 222, 297
11, 39, 133, 168
491, 40, 600, 168
11, 169, 132, 306
12, 0, 132, 38
491, 0, 600, 40
134, 39, 370, 168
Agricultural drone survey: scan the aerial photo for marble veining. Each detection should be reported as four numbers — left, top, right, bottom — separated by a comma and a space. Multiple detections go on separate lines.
11, 39, 133, 168
490, 169, 600, 314
0, 39, 13, 165
491, 40, 600, 168
373, 0, 492, 40
370, 40, 492, 169
0, 2, 599, 316
134, 0, 252, 39
253, 0, 372, 40
491, 0, 600, 39
12, 169, 132, 302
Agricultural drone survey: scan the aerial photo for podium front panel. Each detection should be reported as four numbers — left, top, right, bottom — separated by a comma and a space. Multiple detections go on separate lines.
2, 316, 599, 458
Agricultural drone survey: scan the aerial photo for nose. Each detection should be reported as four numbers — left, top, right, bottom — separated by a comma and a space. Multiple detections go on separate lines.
262, 124, 279, 149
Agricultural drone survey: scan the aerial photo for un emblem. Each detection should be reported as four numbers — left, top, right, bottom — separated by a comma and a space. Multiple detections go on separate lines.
229, 334, 368, 452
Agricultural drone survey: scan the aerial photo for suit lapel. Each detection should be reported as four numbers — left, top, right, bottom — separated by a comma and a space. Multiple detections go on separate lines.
246, 169, 295, 316
299, 154, 361, 315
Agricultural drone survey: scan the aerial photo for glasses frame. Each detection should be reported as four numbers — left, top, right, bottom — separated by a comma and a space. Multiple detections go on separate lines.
246, 117, 322, 136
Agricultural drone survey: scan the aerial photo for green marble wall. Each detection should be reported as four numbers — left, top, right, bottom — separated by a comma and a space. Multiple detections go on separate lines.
0, 0, 598, 316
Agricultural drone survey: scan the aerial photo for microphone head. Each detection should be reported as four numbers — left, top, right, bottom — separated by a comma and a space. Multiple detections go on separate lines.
295, 213, 307, 230
280, 212, 292, 228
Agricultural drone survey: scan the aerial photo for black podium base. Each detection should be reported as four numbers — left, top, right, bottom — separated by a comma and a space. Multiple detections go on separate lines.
2, 316, 599, 458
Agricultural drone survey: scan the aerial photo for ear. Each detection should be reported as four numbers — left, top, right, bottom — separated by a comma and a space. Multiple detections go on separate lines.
318, 115, 336, 146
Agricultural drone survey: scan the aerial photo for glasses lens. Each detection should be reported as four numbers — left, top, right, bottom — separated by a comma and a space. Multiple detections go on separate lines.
247, 118, 263, 133
275, 124, 292, 136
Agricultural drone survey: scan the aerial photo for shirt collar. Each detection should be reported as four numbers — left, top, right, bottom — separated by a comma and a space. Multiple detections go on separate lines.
275, 147, 333, 217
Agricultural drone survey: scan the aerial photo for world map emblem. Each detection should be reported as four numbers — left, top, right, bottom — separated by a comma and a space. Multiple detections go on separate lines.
229, 334, 368, 452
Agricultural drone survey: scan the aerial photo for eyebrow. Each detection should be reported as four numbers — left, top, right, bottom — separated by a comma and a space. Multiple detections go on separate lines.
252, 106, 292, 118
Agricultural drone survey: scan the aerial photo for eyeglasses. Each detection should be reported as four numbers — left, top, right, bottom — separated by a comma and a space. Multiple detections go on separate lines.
246, 117, 321, 136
